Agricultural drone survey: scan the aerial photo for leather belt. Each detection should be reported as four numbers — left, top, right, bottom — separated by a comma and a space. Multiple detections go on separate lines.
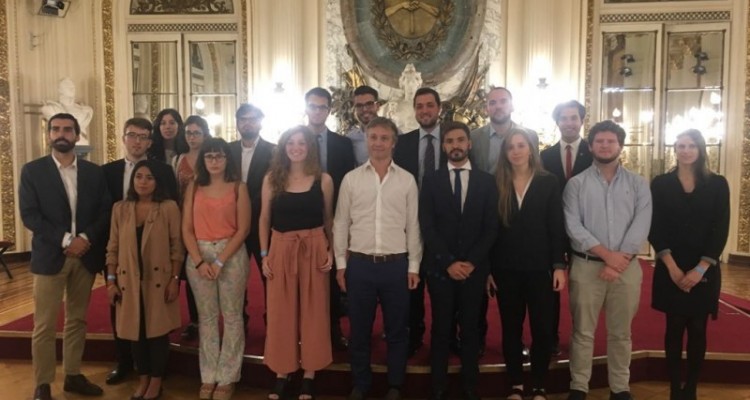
349, 251, 407, 264
572, 250, 604, 263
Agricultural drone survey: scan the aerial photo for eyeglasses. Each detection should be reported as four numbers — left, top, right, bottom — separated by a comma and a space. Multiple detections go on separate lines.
185, 130, 205, 137
124, 132, 151, 142
353, 101, 376, 110
307, 104, 331, 113
203, 153, 227, 162
237, 116, 262, 124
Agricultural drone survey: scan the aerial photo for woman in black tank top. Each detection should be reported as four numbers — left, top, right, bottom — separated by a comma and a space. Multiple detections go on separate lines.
258, 126, 335, 400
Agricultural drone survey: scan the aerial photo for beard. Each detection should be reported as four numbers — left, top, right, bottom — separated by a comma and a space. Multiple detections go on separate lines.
51, 139, 75, 153
239, 129, 259, 140
448, 149, 468, 162
594, 154, 620, 164
489, 113, 510, 125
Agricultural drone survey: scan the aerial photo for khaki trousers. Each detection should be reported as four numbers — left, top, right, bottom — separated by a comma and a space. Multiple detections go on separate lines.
32, 257, 95, 385
568, 256, 642, 393
264, 227, 331, 374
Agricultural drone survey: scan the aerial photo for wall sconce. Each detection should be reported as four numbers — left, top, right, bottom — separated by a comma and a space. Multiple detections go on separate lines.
692, 51, 708, 75
619, 54, 635, 77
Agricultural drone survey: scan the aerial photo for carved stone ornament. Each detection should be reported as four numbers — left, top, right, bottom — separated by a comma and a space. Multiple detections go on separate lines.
130, 0, 233, 15
341, 0, 485, 87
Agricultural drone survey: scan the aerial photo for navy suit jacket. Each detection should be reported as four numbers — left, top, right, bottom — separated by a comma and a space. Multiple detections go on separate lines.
540, 139, 593, 191
419, 166, 499, 278
393, 128, 447, 184
102, 159, 179, 203
229, 138, 275, 240
19, 155, 112, 275
324, 129, 356, 207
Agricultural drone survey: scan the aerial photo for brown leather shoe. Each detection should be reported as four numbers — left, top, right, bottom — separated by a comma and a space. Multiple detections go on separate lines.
33, 384, 52, 400
64, 374, 104, 396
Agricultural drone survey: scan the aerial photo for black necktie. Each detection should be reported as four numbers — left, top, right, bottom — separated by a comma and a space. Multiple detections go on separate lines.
424, 134, 435, 179
453, 168, 463, 212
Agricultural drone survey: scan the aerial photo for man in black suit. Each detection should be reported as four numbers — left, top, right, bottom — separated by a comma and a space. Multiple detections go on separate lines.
420, 122, 498, 400
20, 113, 111, 400
393, 87, 445, 356
101, 117, 179, 384
228, 103, 275, 331
305, 87, 356, 350
540, 100, 593, 355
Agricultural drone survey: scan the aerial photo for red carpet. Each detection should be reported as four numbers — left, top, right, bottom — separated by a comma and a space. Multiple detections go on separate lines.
3, 260, 749, 361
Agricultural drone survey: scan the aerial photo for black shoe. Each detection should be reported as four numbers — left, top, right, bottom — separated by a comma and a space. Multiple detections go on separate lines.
609, 391, 633, 400
478, 342, 486, 358
332, 333, 349, 351
33, 384, 52, 400
449, 339, 461, 356
521, 345, 530, 361
348, 388, 366, 400
567, 389, 587, 400
429, 388, 447, 400
64, 374, 104, 396
383, 387, 401, 400
463, 389, 482, 400
105, 365, 132, 385
551, 344, 562, 357
181, 323, 198, 340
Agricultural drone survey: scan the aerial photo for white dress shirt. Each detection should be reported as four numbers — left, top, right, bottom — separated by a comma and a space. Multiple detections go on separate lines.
240, 136, 259, 183
560, 137, 582, 174
333, 160, 422, 273
52, 154, 78, 246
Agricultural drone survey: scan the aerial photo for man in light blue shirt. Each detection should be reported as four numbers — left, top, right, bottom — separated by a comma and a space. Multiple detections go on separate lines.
347, 86, 380, 166
563, 120, 652, 400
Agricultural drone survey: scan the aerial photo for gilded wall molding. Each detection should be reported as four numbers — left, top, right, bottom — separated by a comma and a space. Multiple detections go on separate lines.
600, 11, 730, 24
0, 0, 16, 242
584, 0, 594, 132
240, 0, 248, 103
103, 0, 116, 162
737, 4, 750, 253
128, 23, 238, 33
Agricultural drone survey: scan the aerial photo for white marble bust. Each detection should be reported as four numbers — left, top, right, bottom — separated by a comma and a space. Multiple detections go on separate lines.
385, 63, 423, 132
41, 78, 94, 145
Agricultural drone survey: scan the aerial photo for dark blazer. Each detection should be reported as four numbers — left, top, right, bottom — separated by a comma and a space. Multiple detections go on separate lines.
491, 173, 565, 273
19, 155, 112, 275
102, 159, 179, 203
540, 139, 593, 190
419, 167, 499, 277
393, 128, 447, 184
229, 138, 275, 239
324, 129, 356, 207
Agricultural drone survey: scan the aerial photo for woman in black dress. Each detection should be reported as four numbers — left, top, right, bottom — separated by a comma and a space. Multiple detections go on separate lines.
649, 129, 729, 400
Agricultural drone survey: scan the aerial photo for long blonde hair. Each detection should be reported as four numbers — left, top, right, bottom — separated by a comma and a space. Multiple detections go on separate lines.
267, 126, 322, 198
495, 129, 543, 226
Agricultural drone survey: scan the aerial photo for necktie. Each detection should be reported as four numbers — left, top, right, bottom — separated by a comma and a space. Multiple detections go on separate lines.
424, 134, 435, 179
453, 168, 463, 212
565, 144, 573, 181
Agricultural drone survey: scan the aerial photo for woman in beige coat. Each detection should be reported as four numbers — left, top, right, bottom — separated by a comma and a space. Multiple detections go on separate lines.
106, 160, 184, 400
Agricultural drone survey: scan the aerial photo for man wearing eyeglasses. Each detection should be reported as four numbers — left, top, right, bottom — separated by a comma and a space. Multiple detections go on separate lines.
101, 117, 179, 385
347, 86, 381, 166
305, 87, 356, 351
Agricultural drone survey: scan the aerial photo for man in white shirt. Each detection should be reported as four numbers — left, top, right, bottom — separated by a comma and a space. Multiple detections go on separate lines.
334, 117, 422, 400
347, 85, 381, 166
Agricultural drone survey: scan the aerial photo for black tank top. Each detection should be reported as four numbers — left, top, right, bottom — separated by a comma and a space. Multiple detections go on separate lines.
271, 179, 324, 232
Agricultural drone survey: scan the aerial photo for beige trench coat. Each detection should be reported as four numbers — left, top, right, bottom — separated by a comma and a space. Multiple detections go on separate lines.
106, 200, 184, 340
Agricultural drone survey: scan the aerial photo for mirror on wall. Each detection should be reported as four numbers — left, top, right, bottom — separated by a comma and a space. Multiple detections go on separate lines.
132, 41, 179, 121
188, 41, 238, 140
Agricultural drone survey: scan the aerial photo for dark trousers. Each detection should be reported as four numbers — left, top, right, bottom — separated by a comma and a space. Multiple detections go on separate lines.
109, 303, 133, 369
180, 255, 198, 325
551, 291, 560, 348
330, 260, 344, 337
245, 235, 263, 326
409, 266, 426, 348
665, 312, 709, 399
428, 270, 486, 392
131, 295, 169, 377
347, 257, 410, 392
494, 269, 554, 389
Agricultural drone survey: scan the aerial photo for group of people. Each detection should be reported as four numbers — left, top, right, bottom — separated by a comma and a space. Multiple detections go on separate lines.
19, 83, 728, 400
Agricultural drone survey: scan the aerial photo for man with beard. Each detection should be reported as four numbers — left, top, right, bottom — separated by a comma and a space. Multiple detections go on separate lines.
419, 122, 498, 400
229, 103, 275, 331
563, 120, 651, 400
540, 100, 593, 356
305, 87, 356, 350
393, 87, 444, 357
347, 85, 381, 166
470, 87, 539, 174
20, 113, 111, 400
101, 117, 179, 384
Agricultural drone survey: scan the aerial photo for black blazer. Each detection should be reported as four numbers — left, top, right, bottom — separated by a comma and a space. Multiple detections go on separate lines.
229, 138, 275, 239
393, 129, 447, 184
491, 173, 565, 273
324, 129, 356, 207
102, 159, 179, 203
540, 139, 593, 191
19, 155, 112, 275
419, 167, 499, 277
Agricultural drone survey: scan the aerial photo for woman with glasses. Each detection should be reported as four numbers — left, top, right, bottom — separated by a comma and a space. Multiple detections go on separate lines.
182, 138, 250, 400
259, 126, 334, 400
649, 129, 729, 400
149, 108, 189, 164
105, 160, 184, 400
174, 115, 212, 341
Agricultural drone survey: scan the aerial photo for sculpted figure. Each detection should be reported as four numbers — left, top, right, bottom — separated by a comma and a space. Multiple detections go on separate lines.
42, 78, 93, 145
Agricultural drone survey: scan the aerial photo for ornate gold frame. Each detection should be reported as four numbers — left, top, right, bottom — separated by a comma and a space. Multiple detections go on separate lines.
103, 0, 117, 162
0, 0, 15, 242
738, 3, 750, 252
